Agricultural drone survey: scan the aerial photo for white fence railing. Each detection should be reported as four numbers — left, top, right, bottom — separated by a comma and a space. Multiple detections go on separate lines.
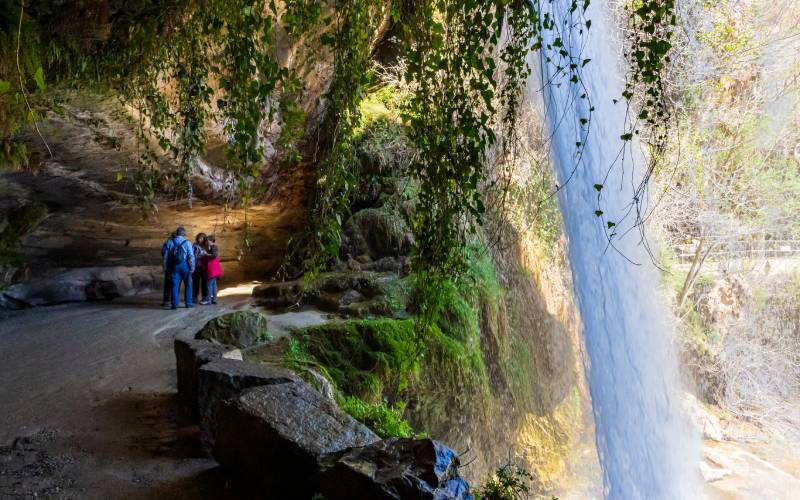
674, 240, 800, 263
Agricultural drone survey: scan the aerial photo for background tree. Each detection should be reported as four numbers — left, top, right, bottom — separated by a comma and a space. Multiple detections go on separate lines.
654, 0, 800, 309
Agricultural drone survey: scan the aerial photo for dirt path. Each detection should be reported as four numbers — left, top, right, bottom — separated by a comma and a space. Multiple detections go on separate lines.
0, 287, 327, 499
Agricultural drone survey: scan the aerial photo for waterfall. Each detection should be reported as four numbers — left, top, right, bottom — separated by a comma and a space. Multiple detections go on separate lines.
525, 2, 699, 498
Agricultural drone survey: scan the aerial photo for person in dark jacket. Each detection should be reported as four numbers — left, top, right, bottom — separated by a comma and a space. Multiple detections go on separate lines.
164, 226, 196, 309
160, 231, 176, 308
192, 233, 208, 304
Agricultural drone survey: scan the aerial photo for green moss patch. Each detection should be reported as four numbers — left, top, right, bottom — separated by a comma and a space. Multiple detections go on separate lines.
338, 396, 416, 439
196, 310, 271, 349
284, 318, 418, 403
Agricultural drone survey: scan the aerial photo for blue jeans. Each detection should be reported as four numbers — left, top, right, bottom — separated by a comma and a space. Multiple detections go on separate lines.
170, 262, 193, 307
206, 278, 218, 303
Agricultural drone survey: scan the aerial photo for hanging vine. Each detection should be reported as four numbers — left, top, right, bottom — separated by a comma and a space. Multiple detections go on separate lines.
615, 0, 677, 230
294, 0, 382, 281
80, 1, 305, 212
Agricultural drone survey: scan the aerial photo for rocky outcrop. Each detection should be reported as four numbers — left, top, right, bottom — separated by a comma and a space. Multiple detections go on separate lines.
682, 392, 725, 441
213, 383, 380, 497
318, 438, 473, 500
197, 359, 297, 454
697, 275, 749, 331
252, 271, 399, 318
173, 329, 474, 498
195, 310, 270, 349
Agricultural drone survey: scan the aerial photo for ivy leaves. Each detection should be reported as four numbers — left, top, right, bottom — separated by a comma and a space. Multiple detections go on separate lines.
403, 1, 503, 281
620, 0, 676, 147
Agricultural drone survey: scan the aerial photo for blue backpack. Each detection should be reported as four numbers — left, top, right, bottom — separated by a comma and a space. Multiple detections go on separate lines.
168, 239, 191, 267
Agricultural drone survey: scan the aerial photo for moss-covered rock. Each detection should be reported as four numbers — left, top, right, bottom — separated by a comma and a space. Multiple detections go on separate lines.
196, 311, 271, 349
284, 319, 418, 404
342, 207, 411, 262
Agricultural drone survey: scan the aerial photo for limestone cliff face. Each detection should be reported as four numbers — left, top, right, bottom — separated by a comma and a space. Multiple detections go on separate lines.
0, 95, 304, 307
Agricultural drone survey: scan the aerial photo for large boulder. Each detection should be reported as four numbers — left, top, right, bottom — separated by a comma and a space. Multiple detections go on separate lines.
195, 310, 270, 349
197, 359, 297, 454
173, 338, 242, 418
318, 438, 473, 500
212, 383, 380, 497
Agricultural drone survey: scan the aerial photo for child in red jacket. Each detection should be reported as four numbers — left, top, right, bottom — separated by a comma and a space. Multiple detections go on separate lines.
201, 234, 222, 305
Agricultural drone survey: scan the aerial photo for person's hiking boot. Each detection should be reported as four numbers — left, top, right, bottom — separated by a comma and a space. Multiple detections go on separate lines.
199, 299, 211, 305
170, 305, 177, 310
186, 304, 194, 309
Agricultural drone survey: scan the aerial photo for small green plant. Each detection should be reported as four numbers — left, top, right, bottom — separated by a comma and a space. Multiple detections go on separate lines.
475, 465, 536, 500
339, 395, 416, 439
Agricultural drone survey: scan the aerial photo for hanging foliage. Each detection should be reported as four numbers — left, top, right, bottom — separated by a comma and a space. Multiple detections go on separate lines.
618, 0, 677, 209
298, 0, 383, 281
402, 0, 592, 329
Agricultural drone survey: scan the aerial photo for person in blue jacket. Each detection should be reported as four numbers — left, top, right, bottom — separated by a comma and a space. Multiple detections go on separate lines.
163, 226, 196, 309
160, 231, 176, 308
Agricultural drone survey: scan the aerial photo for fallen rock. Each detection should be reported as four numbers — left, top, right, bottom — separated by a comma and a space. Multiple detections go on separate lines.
700, 460, 731, 483
197, 359, 297, 454
213, 383, 380, 496
360, 256, 403, 273
318, 438, 473, 500
252, 272, 386, 311
251, 280, 304, 308
195, 310, 270, 349
682, 392, 725, 441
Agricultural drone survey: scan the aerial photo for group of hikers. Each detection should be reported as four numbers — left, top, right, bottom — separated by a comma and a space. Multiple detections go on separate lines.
160, 227, 223, 309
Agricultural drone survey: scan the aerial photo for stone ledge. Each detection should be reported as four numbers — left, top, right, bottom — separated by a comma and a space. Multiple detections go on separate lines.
212, 383, 380, 497
197, 359, 298, 454
174, 338, 242, 418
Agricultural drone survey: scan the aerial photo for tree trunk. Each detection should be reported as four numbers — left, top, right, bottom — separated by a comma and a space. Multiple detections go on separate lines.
677, 237, 715, 310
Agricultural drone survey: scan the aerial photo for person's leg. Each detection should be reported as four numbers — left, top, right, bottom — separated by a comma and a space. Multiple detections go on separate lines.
162, 271, 171, 306
184, 265, 193, 308
200, 277, 210, 305
203, 278, 216, 304
200, 273, 208, 301
170, 267, 180, 309
210, 278, 218, 303
191, 270, 200, 302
